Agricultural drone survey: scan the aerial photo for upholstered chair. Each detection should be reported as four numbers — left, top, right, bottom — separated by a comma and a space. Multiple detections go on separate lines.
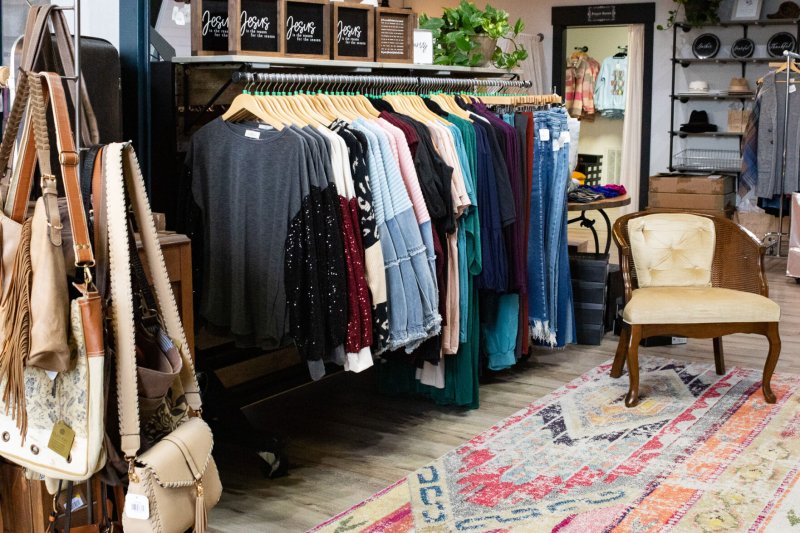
611, 211, 781, 407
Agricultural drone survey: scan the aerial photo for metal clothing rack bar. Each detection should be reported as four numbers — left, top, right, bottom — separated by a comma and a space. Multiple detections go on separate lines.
230, 71, 534, 92
765, 49, 800, 256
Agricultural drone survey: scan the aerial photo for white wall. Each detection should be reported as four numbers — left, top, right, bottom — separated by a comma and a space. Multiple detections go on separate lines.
52, 0, 120, 49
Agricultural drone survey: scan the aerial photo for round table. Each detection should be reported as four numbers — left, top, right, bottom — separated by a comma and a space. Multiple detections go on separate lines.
567, 194, 632, 255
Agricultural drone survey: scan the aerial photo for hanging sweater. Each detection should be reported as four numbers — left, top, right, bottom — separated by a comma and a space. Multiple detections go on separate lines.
594, 56, 628, 119
565, 54, 601, 119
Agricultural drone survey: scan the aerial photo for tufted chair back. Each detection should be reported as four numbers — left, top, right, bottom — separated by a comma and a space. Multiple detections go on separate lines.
613, 210, 769, 301
627, 213, 715, 287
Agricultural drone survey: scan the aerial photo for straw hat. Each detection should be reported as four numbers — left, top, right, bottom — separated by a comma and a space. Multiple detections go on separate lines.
728, 77, 751, 94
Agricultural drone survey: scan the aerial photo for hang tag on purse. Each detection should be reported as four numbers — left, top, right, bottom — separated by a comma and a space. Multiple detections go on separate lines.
47, 421, 75, 460
125, 493, 150, 520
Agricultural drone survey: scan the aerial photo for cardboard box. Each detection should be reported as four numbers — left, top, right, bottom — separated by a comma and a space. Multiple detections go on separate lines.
649, 206, 735, 219
649, 174, 735, 195
649, 191, 736, 211
734, 211, 789, 241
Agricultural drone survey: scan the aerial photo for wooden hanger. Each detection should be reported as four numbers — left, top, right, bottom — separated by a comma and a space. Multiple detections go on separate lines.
222, 90, 284, 130
759, 61, 800, 85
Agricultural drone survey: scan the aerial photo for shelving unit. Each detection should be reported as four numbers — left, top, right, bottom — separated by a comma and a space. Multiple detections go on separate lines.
670, 130, 744, 138
667, 18, 800, 173
172, 54, 520, 76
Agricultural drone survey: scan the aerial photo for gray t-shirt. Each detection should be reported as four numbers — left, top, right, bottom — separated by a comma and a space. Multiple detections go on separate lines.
188, 118, 311, 349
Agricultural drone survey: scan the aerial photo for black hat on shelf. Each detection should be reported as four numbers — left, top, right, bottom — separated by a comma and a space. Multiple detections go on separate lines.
680, 110, 718, 133
767, 1, 800, 19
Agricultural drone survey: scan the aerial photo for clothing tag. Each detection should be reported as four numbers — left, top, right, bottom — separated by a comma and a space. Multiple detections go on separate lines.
244, 129, 261, 139
125, 493, 150, 520
552, 140, 560, 152
559, 131, 570, 144
45, 370, 57, 381
258, 124, 275, 131
539, 129, 550, 141
791, 85, 797, 94
65, 495, 85, 512
47, 421, 75, 460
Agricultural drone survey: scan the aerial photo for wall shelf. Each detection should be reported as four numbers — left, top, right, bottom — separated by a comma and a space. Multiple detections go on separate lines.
172, 55, 519, 77
668, 19, 799, 174
672, 93, 755, 102
674, 57, 782, 66
670, 131, 744, 138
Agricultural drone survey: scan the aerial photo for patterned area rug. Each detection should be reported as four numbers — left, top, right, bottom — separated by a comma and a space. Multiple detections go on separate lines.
309, 357, 800, 532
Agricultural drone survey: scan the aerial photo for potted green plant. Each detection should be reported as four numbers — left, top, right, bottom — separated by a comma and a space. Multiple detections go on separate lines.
419, 0, 528, 70
658, 0, 722, 30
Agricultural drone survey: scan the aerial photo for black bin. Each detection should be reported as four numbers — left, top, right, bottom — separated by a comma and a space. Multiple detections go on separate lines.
570, 253, 609, 345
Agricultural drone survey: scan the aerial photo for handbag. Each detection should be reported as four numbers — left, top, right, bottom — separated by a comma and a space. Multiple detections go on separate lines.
0, 72, 105, 481
104, 142, 221, 533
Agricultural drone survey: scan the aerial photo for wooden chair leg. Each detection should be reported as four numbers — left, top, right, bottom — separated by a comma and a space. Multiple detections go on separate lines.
611, 324, 629, 378
713, 337, 725, 375
762, 322, 781, 404
625, 325, 643, 408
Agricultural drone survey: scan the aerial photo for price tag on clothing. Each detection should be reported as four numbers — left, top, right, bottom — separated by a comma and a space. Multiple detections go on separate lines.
47, 421, 75, 460
552, 140, 560, 151
125, 493, 150, 520
45, 370, 57, 381
559, 131, 570, 144
539, 129, 550, 141
244, 130, 261, 140
258, 124, 275, 131
791, 85, 797, 94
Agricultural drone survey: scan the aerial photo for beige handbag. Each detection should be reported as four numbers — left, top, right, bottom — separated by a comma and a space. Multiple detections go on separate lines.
104, 142, 221, 533
0, 72, 105, 481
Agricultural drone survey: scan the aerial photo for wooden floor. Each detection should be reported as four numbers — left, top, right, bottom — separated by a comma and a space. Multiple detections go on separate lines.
209, 257, 799, 532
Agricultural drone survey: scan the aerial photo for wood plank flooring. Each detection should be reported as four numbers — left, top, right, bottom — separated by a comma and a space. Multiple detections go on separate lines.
209, 257, 799, 532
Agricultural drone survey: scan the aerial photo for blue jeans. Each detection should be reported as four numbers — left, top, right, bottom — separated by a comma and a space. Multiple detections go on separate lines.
527, 111, 550, 341
550, 110, 576, 346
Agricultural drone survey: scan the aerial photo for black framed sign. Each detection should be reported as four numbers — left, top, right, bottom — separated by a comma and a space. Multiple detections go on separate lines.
283, 0, 330, 59
191, 0, 230, 55
333, 3, 374, 61
230, 0, 283, 56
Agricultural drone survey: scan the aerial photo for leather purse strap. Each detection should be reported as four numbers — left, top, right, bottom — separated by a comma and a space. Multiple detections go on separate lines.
105, 142, 201, 460
34, 72, 95, 266
19, 4, 98, 146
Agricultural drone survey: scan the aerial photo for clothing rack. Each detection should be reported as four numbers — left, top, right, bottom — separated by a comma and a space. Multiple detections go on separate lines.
230, 71, 534, 93
765, 49, 800, 256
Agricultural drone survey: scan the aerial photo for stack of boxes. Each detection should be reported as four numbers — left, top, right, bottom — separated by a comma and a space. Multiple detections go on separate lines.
648, 173, 736, 218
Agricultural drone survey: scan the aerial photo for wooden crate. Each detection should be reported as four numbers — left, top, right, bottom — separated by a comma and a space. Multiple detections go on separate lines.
229, 0, 284, 56
191, 0, 231, 56
376, 7, 415, 63
282, 0, 330, 60
332, 2, 374, 62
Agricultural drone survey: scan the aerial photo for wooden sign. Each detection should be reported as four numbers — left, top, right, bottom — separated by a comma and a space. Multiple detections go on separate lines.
229, 0, 283, 56
283, 0, 330, 59
192, 0, 231, 55
332, 3, 374, 61
376, 7, 415, 63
